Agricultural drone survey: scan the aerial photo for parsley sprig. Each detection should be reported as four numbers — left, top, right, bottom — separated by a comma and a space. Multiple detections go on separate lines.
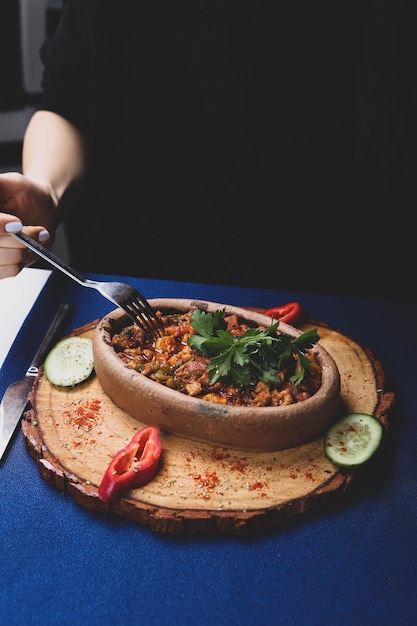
187, 309, 319, 387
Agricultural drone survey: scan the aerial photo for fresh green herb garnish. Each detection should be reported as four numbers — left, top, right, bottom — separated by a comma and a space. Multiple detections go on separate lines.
187, 309, 319, 387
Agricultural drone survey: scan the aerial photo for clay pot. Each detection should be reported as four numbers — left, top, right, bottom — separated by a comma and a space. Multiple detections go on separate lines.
92, 299, 341, 452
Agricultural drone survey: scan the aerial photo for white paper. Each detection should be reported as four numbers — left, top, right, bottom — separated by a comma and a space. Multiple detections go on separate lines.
0, 268, 52, 369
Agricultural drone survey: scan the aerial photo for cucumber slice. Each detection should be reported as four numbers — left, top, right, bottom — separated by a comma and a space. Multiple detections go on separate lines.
324, 413, 383, 468
44, 336, 94, 387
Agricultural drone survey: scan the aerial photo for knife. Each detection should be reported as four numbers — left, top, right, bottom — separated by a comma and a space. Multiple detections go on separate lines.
0, 303, 72, 461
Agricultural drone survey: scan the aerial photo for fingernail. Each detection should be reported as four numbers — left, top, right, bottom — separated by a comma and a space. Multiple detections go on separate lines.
38, 230, 50, 243
5, 221, 23, 233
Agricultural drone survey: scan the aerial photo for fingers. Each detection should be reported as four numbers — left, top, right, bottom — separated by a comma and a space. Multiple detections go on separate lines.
1, 213, 50, 240
0, 238, 27, 279
0, 173, 57, 279
4, 220, 23, 234
0, 218, 51, 279
4, 221, 50, 242
0, 213, 22, 234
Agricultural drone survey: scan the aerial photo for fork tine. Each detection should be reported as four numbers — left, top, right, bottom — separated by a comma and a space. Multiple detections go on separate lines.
124, 300, 162, 341
131, 292, 162, 329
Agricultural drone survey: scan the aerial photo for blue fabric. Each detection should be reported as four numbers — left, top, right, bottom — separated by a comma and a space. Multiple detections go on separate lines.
1, 273, 416, 625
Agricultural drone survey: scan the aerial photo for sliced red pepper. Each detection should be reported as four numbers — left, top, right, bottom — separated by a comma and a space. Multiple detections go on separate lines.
264, 302, 307, 327
98, 425, 162, 503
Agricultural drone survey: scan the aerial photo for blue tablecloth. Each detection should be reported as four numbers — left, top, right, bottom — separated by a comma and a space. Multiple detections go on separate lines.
1, 272, 416, 625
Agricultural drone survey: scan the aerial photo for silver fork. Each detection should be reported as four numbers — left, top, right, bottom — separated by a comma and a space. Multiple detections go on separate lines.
10, 230, 163, 341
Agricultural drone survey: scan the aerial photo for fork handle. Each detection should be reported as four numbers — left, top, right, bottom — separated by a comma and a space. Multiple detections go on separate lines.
11, 231, 87, 286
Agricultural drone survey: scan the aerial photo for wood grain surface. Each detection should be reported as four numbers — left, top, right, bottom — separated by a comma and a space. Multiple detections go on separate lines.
22, 318, 394, 535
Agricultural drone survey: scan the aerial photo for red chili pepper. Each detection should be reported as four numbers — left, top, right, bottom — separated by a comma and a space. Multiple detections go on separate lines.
98, 425, 162, 502
264, 302, 307, 327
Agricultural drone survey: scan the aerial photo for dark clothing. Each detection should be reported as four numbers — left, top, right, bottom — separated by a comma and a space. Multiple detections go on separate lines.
38, 0, 415, 299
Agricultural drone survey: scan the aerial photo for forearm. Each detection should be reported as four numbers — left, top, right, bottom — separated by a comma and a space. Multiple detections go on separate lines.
22, 110, 88, 209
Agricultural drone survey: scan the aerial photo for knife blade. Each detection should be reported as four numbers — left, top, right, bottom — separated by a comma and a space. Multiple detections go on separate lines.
0, 303, 72, 461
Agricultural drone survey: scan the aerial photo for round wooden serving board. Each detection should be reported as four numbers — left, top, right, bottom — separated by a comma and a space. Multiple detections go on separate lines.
22, 318, 394, 536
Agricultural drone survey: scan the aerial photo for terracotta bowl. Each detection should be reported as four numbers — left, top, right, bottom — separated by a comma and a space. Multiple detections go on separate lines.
92, 298, 341, 452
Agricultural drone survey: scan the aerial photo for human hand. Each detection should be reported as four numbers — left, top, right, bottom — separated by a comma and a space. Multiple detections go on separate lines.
0, 172, 58, 279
